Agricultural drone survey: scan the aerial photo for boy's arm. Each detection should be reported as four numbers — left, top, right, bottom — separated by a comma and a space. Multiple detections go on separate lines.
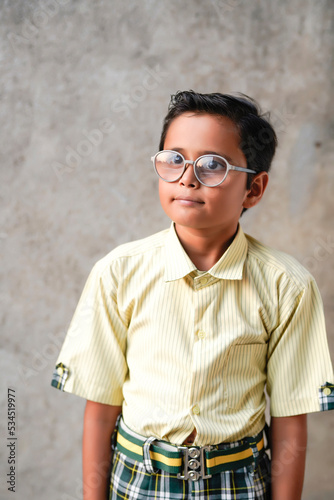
82, 400, 122, 500
270, 414, 307, 500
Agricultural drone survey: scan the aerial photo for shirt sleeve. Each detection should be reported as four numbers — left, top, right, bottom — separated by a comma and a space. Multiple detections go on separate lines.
267, 276, 334, 416
51, 258, 128, 405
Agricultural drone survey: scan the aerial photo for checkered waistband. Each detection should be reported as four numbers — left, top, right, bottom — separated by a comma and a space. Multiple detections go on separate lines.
116, 419, 264, 479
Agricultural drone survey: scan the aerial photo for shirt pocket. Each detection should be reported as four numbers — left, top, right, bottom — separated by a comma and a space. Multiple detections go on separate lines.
224, 343, 268, 410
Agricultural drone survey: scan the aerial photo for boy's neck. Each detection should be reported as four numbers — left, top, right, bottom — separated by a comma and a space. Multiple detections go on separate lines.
174, 223, 239, 271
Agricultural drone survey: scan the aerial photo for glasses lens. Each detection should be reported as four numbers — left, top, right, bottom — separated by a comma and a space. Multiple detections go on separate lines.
195, 156, 228, 186
155, 151, 184, 181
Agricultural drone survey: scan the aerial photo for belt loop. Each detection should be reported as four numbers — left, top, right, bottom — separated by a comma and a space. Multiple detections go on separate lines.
246, 437, 260, 473
143, 436, 158, 474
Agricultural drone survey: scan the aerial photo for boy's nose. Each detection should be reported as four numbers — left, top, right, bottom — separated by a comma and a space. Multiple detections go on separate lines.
179, 162, 200, 188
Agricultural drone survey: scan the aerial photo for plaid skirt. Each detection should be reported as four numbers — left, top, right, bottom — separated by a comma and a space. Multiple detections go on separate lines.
109, 443, 271, 500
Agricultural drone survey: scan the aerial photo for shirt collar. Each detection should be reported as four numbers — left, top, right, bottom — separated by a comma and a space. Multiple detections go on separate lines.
164, 223, 248, 282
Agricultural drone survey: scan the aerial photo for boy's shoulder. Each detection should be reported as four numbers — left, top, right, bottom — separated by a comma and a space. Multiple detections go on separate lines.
244, 232, 314, 289
94, 227, 169, 271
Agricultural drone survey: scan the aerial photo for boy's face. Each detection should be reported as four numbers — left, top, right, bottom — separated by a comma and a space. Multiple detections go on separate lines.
159, 112, 256, 237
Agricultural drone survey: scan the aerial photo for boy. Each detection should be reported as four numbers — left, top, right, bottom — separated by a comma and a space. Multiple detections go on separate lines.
52, 91, 334, 500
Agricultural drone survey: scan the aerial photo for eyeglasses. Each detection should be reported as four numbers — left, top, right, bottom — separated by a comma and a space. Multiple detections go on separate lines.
151, 150, 256, 187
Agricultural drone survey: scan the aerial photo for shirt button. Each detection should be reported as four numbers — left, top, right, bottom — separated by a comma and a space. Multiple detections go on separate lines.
198, 330, 206, 339
192, 405, 200, 415
323, 387, 331, 396
199, 277, 208, 285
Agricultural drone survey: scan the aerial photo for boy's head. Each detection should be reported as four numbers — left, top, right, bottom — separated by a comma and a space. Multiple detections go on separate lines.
159, 90, 277, 191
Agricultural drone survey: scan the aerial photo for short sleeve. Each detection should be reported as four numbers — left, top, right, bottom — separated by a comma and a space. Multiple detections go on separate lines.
51, 258, 128, 405
267, 277, 334, 416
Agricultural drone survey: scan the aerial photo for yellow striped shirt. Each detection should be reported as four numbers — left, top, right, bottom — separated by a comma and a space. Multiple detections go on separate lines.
52, 224, 333, 445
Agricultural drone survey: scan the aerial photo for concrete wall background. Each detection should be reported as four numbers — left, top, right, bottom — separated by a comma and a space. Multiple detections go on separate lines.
0, 0, 333, 498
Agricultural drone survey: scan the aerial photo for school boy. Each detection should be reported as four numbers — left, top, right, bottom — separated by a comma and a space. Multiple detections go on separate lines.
52, 91, 334, 500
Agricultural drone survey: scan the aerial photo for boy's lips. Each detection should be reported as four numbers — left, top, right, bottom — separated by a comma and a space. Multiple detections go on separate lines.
173, 196, 204, 204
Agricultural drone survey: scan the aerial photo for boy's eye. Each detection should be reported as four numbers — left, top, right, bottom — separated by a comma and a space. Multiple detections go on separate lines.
206, 160, 220, 170
200, 157, 227, 171
170, 153, 183, 165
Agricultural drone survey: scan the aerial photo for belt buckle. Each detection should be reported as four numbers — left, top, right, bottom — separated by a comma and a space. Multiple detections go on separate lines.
177, 445, 212, 481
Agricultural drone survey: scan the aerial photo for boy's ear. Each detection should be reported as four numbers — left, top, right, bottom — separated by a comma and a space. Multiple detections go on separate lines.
242, 172, 269, 209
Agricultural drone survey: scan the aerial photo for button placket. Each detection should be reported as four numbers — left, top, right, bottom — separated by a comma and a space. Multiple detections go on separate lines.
189, 273, 212, 434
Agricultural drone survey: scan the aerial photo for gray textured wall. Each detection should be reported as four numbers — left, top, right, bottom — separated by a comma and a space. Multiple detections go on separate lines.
1, 1, 333, 498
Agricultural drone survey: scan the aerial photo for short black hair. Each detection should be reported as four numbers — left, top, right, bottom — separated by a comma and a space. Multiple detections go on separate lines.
159, 90, 278, 194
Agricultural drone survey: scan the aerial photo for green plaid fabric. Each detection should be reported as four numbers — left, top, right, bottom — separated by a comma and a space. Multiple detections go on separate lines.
109, 448, 271, 499
319, 382, 334, 411
51, 363, 69, 390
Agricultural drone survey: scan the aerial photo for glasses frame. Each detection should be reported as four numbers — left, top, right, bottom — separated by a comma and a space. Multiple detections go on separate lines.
151, 150, 256, 187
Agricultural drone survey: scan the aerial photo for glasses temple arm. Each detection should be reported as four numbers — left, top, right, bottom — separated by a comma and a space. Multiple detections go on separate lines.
232, 166, 257, 174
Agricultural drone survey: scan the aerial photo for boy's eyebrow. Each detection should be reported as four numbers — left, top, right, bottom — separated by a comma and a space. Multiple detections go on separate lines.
171, 147, 235, 164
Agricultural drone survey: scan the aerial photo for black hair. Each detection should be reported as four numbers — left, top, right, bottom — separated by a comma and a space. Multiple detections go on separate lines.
159, 90, 278, 197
